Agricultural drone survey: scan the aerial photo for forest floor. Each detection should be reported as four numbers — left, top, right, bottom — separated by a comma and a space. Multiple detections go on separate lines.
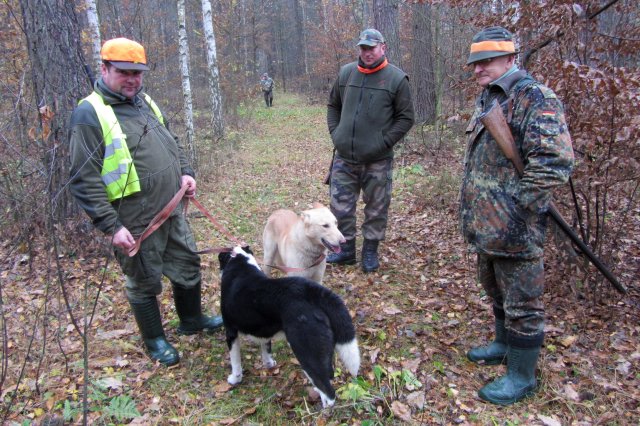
1, 93, 639, 425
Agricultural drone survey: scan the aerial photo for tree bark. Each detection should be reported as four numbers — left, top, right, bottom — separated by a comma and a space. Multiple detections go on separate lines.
178, 0, 197, 169
18, 0, 88, 222
201, 0, 225, 139
372, 0, 401, 68
409, 3, 436, 124
84, 0, 102, 76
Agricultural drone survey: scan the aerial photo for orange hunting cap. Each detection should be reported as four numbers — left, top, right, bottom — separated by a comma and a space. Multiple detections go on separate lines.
467, 26, 518, 65
101, 38, 150, 71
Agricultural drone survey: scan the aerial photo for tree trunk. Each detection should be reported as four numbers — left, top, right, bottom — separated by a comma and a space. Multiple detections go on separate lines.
409, 3, 436, 124
18, 0, 88, 223
84, 0, 101, 76
178, 0, 197, 170
372, 0, 401, 68
201, 0, 225, 139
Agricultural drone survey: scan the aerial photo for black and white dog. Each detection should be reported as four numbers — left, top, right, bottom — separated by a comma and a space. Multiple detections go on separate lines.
218, 246, 360, 407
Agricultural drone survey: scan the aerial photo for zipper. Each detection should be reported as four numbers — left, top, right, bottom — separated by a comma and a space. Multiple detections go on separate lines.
350, 74, 367, 161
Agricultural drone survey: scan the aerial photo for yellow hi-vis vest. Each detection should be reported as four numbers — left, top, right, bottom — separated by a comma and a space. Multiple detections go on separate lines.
81, 91, 164, 202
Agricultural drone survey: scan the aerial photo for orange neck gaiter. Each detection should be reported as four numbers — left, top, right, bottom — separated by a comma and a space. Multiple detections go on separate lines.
358, 58, 389, 74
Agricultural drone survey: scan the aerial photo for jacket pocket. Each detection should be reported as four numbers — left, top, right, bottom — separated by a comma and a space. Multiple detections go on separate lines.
359, 131, 388, 162
482, 190, 530, 253
331, 124, 350, 156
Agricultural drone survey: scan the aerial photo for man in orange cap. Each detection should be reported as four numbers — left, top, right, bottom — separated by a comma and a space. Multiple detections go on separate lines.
461, 26, 574, 404
69, 38, 223, 366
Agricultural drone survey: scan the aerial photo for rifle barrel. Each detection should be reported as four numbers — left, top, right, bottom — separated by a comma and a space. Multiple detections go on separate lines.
548, 203, 627, 294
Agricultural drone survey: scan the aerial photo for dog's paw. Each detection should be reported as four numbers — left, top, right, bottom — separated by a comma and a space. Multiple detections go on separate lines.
227, 373, 243, 385
263, 358, 277, 369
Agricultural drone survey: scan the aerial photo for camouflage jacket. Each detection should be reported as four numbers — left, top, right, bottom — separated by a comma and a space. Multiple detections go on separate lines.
260, 77, 274, 92
460, 69, 574, 258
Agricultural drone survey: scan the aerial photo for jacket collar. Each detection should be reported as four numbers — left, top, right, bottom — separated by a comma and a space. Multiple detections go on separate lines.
486, 69, 528, 97
96, 78, 144, 106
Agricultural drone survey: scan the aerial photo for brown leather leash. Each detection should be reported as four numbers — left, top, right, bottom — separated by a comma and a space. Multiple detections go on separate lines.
126, 187, 326, 273
127, 186, 243, 257
187, 197, 245, 254
128, 186, 188, 256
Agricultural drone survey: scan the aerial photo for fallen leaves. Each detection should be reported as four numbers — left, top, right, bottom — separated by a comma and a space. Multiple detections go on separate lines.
559, 334, 578, 348
390, 400, 412, 422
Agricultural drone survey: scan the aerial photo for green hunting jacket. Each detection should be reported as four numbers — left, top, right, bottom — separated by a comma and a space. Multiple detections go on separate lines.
327, 59, 415, 163
69, 79, 194, 235
460, 69, 575, 258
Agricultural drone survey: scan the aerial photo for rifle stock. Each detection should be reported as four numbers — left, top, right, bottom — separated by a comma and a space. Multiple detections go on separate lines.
479, 99, 626, 294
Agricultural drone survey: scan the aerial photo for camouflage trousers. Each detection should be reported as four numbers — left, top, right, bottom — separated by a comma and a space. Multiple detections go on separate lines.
114, 215, 201, 302
477, 253, 545, 338
329, 156, 393, 241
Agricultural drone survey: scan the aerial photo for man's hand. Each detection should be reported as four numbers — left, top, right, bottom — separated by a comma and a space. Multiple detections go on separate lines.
112, 226, 135, 251
181, 175, 197, 198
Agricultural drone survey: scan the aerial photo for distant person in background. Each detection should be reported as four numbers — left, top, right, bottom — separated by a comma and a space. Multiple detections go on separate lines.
326, 28, 414, 273
68, 38, 223, 367
260, 72, 274, 107
461, 26, 574, 405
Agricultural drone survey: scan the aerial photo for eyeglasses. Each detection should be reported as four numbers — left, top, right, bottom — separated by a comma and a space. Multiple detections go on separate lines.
471, 58, 496, 67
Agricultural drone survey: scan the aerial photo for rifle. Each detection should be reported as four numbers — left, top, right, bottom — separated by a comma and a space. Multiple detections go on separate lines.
479, 99, 626, 294
83, 63, 96, 87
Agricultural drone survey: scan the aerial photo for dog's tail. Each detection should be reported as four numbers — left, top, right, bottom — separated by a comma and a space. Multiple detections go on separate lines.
336, 339, 360, 376
319, 289, 361, 376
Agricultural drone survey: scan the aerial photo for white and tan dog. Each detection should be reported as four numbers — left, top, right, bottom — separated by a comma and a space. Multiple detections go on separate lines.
262, 203, 345, 284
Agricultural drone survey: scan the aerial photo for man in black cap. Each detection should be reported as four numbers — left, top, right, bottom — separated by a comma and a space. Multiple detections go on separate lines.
460, 27, 574, 404
326, 28, 415, 273
69, 38, 223, 366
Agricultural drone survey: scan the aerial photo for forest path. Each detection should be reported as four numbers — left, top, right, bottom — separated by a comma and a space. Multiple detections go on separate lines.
187, 93, 639, 424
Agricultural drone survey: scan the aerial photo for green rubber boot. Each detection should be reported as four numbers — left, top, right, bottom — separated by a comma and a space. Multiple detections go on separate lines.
129, 298, 179, 366
467, 318, 508, 365
173, 282, 223, 335
478, 343, 541, 405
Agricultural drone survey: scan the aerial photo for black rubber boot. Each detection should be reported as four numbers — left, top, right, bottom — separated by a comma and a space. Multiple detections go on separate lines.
478, 333, 542, 405
361, 239, 380, 273
129, 298, 179, 366
467, 318, 508, 365
326, 239, 356, 265
173, 282, 223, 335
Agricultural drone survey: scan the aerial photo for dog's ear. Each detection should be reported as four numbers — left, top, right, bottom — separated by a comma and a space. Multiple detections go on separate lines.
300, 211, 311, 223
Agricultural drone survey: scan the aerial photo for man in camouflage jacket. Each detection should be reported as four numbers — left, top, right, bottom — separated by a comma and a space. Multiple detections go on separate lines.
260, 73, 274, 107
460, 27, 574, 405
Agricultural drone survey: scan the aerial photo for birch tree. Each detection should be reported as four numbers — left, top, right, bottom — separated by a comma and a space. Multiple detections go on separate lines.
85, 0, 101, 76
202, 0, 225, 139
177, 0, 197, 168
